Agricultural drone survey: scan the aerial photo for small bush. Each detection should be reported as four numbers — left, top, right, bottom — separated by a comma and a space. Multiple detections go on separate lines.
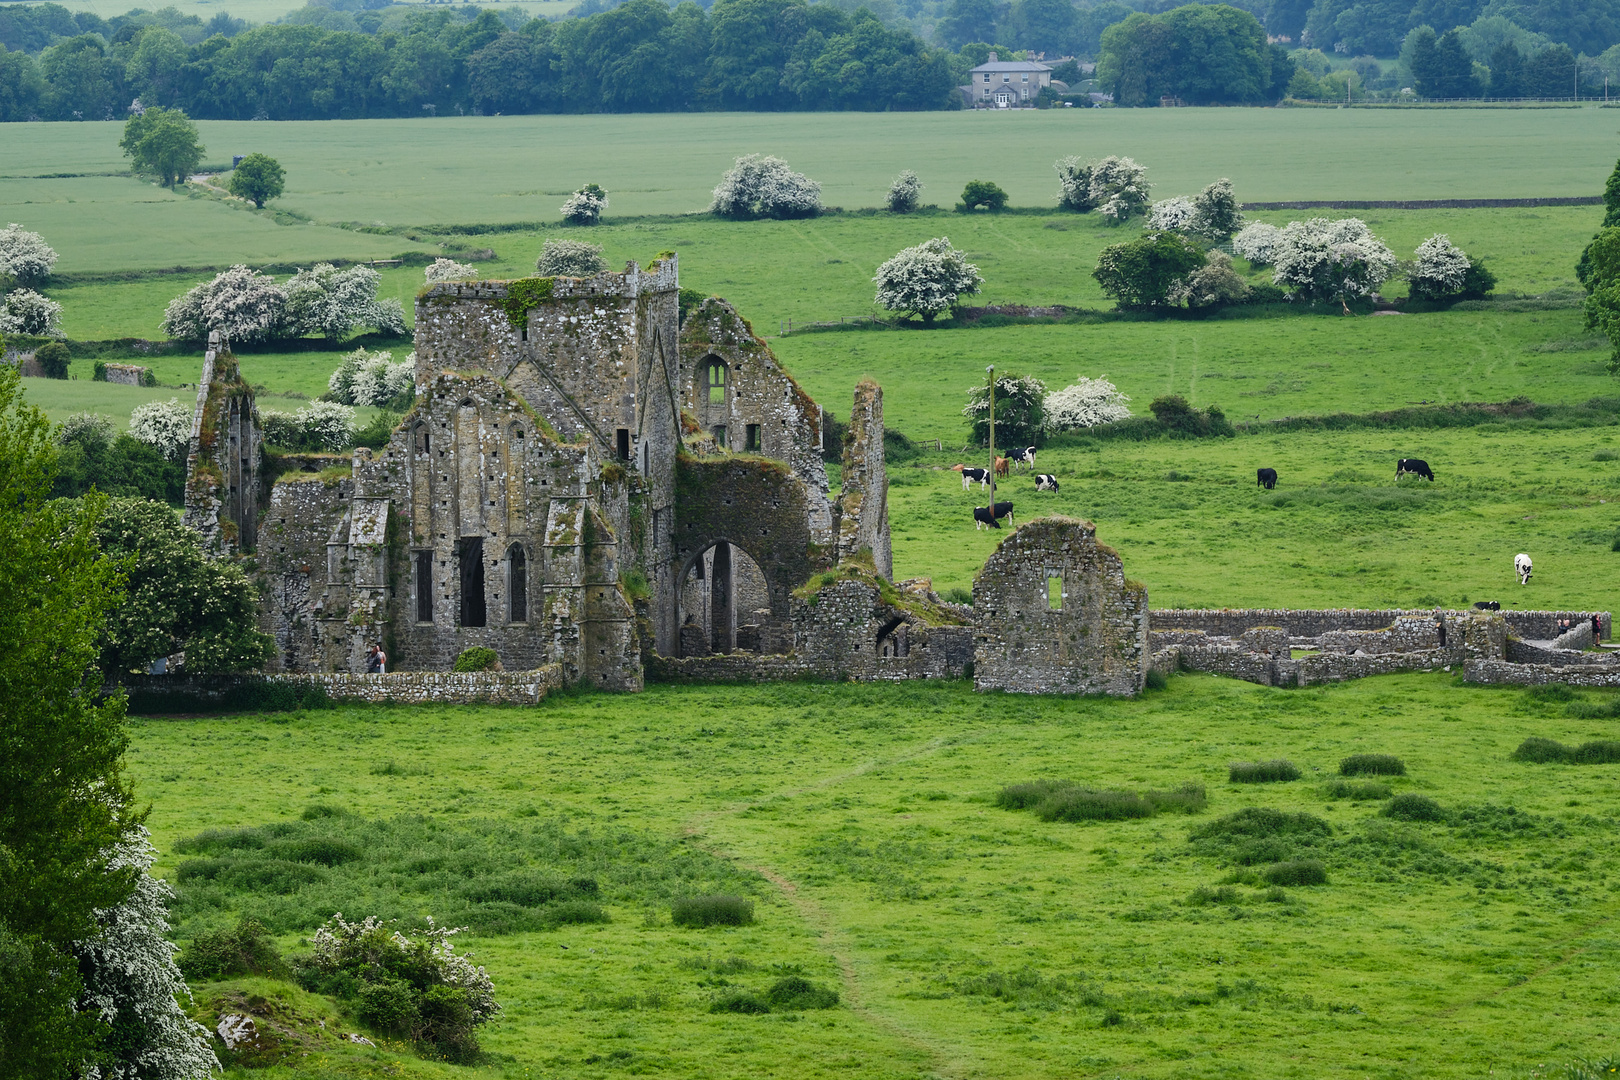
549, 900, 610, 926
958, 179, 1008, 213
711, 990, 770, 1014
1144, 669, 1168, 691
453, 647, 500, 673
272, 837, 364, 866
35, 340, 71, 379
1510, 736, 1572, 763
1383, 794, 1445, 822
1525, 683, 1577, 703
765, 976, 839, 1010
1573, 739, 1620, 764
180, 918, 286, 980
1187, 885, 1239, 906
535, 239, 608, 277
1339, 753, 1406, 776
1322, 778, 1391, 800
999, 780, 1205, 822
1262, 859, 1327, 886
994, 780, 1067, 810
359, 979, 419, 1032
672, 895, 754, 928
1228, 759, 1301, 784
1192, 808, 1333, 841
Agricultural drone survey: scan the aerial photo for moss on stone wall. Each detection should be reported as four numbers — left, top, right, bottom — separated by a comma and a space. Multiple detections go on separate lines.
497, 277, 556, 331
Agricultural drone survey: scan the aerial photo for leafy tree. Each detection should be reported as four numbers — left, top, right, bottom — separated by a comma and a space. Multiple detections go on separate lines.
1177, 250, 1252, 309
560, 182, 607, 224
1190, 177, 1243, 240
1097, 4, 1278, 106
1093, 231, 1204, 309
1001, 0, 1078, 56
1054, 157, 1095, 212
89, 496, 274, 674
535, 239, 608, 277
0, 223, 59, 283
34, 340, 70, 379
958, 179, 1007, 212
0, 362, 140, 1079
282, 262, 406, 341
162, 265, 286, 343
1410, 27, 1479, 96
0, 288, 63, 337
53, 417, 184, 505
938, 0, 998, 50
1488, 41, 1524, 96
119, 106, 204, 188
886, 170, 923, 213
872, 236, 983, 322
1270, 217, 1396, 311
963, 372, 1046, 448
1148, 393, 1232, 436
710, 155, 821, 219
127, 398, 193, 462
1525, 43, 1577, 97
1407, 233, 1473, 300
1089, 155, 1150, 224
1581, 228, 1620, 372
227, 152, 285, 208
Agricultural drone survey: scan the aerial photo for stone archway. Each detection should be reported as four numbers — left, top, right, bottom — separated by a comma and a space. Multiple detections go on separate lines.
676, 541, 775, 656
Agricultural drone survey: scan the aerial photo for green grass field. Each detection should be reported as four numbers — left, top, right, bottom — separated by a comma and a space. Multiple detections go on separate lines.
127, 677, 1620, 1079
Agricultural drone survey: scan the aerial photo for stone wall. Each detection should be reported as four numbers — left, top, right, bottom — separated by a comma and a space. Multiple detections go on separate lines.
1466, 659, 1620, 687
973, 517, 1148, 696
183, 332, 261, 557
104, 363, 148, 386
1505, 638, 1616, 667
119, 666, 563, 707
1552, 621, 1595, 651
1151, 607, 1607, 642
1319, 615, 1443, 654
834, 379, 891, 578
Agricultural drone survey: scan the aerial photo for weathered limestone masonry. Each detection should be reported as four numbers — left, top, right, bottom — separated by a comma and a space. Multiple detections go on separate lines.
973, 517, 1149, 696
103, 363, 149, 386
1467, 660, 1620, 687
120, 666, 563, 706
1150, 607, 1610, 642
834, 379, 892, 578
183, 331, 260, 557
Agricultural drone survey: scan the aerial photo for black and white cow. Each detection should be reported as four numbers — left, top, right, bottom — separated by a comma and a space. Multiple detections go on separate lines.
973, 505, 1001, 530
1034, 474, 1060, 493
1006, 446, 1038, 471
1472, 600, 1501, 611
953, 464, 991, 490
1515, 553, 1533, 585
1256, 467, 1278, 490
1396, 458, 1435, 481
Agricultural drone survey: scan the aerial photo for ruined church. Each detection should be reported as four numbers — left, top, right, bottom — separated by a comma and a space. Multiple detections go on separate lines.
181, 255, 1153, 696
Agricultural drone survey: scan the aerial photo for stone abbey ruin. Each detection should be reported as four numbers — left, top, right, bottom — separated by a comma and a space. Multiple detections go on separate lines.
175, 256, 1615, 700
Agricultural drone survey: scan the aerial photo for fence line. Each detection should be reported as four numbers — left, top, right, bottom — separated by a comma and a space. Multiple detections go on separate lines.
778, 315, 884, 336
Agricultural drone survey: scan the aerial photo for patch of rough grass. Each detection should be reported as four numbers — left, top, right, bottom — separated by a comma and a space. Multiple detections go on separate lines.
1190, 808, 1334, 867
996, 780, 1206, 822
1186, 885, 1240, 906
766, 976, 839, 1010
1262, 859, 1328, 886
672, 895, 755, 928
1382, 793, 1446, 822
1510, 736, 1620, 764
1229, 759, 1301, 783
1322, 778, 1392, 800
1339, 753, 1406, 776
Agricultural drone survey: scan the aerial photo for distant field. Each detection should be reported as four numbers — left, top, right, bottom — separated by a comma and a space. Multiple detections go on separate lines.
19, 376, 382, 429
129, 677, 1620, 1079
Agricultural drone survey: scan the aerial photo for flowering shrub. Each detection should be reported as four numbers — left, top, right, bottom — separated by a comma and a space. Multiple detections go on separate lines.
1272, 217, 1396, 307
262, 400, 356, 452
1147, 196, 1196, 232
963, 372, 1047, 448
0, 288, 64, 336
328, 348, 414, 408
1044, 376, 1131, 431
1174, 251, 1253, 309
298, 913, 499, 1064
0, 222, 58, 281
1093, 231, 1206, 309
128, 398, 192, 461
60, 412, 115, 447
1231, 221, 1283, 266
886, 170, 923, 213
535, 240, 608, 278
559, 183, 608, 225
710, 155, 822, 220
1190, 178, 1243, 240
283, 263, 406, 340
1407, 233, 1472, 300
75, 827, 218, 1080
1088, 156, 1151, 224
423, 258, 477, 284
872, 237, 983, 323
1054, 157, 1095, 212
162, 265, 286, 343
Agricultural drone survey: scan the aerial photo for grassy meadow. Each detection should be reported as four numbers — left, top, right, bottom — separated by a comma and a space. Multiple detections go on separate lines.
128, 677, 1620, 1079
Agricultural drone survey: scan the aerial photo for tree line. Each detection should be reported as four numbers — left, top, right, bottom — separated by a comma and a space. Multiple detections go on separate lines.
0, 0, 963, 120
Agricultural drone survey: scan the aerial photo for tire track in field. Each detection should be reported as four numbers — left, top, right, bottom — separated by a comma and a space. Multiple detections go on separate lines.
680, 731, 992, 1080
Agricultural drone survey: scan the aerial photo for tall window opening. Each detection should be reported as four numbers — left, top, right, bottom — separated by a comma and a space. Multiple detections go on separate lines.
459, 537, 486, 627
616, 428, 631, 461
414, 424, 430, 455
711, 426, 727, 449
705, 357, 727, 405
745, 424, 761, 452
507, 544, 527, 623
1047, 574, 1063, 611
415, 551, 433, 623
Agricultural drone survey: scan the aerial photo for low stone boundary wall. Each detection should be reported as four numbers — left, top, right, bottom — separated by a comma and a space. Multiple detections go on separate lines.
646, 645, 971, 685
1171, 643, 1453, 687
118, 666, 564, 708
1179, 644, 1284, 685
1294, 649, 1450, 686
1151, 608, 1608, 641
1467, 659, 1620, 687
1505, 639, 1616, 667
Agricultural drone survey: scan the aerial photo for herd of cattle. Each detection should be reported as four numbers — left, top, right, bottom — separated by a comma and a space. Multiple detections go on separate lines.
948, 450, 1537, 584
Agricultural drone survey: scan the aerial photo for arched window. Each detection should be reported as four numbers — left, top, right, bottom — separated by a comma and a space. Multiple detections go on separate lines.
507, 544, 527, 623
704, 357, 727, 405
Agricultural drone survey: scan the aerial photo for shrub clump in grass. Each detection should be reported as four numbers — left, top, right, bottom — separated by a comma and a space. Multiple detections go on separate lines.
1510, 736, 1620, 764
180, 918, 287, 980
1382, 793, 1446, 822
710, 990, 770, 1014
996, 780, 1205, 822
1186, 885, 1240, 906
1322, 778, 1391, 800
1228, 759, 1301, 784
1339, 753, 1406, 776
672, 895, 754, 928
765, 976, 839, 1010
1189, 808, 1334, 867
453, 647, 501, 673
1525, 683, 1578, 704
1262, 859, 1327, 886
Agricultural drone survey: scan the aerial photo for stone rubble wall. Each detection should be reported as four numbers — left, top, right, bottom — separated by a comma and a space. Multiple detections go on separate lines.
835, 379, 891, 578
104, 363, 148, 386
1294, 649, 1452, 686
1551, 621, 1595, 651
1466, 659, 1620, 687
1505, 638, 1616, 667
1319, 615, 1442, 654
117, 666, 564, 707
1150, 607, 1609, 640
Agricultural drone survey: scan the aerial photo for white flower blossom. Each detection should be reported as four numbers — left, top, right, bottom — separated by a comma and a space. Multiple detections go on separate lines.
1044, 375, 1132, 431
162, 265, 286, 343
0, 287, 65, 336
1189, 178, 1243, 240
1272, 217, 1396, 306
128, 398, 193, 460
559, 183, 608, 225
1088, 156, 1151, 224
886, 170, 923, 213
423, 258, 477, 284
60, 411, 115, 446
0, 222, 58, 280
535, 240, 608, 278
873, 237, 983, 322
710, 155, 822, 220
262, 400, 356, 452
1407, 233, 1472, 300
1232, 221, 1283, 266
1147, 196, 1197, 232
282, 263, 404, 340
328, 348, 413, 407
1054, 157, 1095, 212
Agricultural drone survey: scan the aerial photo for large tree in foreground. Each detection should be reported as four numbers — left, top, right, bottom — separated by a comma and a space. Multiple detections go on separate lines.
120, 107, 205, 188
0, 361, 140, 1078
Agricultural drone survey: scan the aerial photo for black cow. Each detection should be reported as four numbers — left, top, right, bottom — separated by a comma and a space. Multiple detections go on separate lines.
1472, 600, 1501, 611
1034, 474, 1060, 493
973, 505, 1001, 530
1257, 467, 1278, 490
993, 501, 1014, 523
1006, 446, 1037, 471
1396, 458, 1435, 481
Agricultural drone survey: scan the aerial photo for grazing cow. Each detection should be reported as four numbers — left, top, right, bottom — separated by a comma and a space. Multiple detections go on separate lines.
1034, 474, 1060, 493
1006, 446, 1038, 471
1472, 600, 1501, 611
1515, 553, 1533, 585
994, 456, 1010, 477
1256, 467, 1278, 490
992, 501, 1014, 523
973, 505, 1001, 530
952, 464, 991, 490
1396, 458, 1435, 481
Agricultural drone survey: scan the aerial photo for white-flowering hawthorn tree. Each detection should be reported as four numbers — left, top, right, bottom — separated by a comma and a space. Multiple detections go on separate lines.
1189, 178, 1243, 240
423, 258, 477, 284
1044, 375, 1132, 431
1271, 217, 1396, 311
1407, 233, 1472, 300
1054, 157, 1095, 212
162, 265, 286, 343
0, 222, 59, 282
126, 398, 192, 461
887, 170, 923, 213
710, 155, 822, 220
1147, 196, 1197, 232
283, 263, 406, 341
0, 288, 64, 336
559, 183, 608, 225
1231, 221, 1283, 265
535, 240, 608, 277
1088, 156, 1151, 224
328, 347, 413, 408
872, 237, 983, 323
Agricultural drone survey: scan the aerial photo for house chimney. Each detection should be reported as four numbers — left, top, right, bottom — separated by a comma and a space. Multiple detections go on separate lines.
987, 51, 997, 62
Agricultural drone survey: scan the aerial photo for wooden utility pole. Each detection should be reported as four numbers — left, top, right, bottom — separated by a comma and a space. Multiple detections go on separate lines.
986, 364, 995, 514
